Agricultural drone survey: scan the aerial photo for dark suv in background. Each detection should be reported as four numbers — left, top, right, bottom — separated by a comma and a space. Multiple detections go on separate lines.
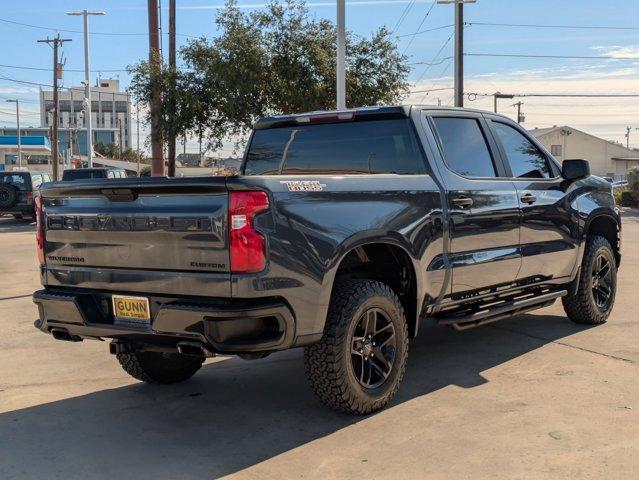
62, 167, 127, 181
0, 171, 52, 220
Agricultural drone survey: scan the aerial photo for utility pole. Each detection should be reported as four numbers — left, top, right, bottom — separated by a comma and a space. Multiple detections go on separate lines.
454, 2, 463, 107
512, 101, 524, 124
136, 101, 141, 176
118, 118, 124, 159
38, 35, 71, 181
67, 10, 105, 168
437, 0, 475, 107
336, 0, 346, 110
5, 99, 21, 168
167, 0, 176, 177
148, 0, 164, 176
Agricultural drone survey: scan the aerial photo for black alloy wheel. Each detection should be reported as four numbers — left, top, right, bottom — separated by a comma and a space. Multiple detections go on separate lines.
350, 308, 397, 389
591, 253, 613, 310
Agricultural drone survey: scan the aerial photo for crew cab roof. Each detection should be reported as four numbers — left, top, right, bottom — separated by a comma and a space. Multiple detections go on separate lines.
253, 105, 508, 130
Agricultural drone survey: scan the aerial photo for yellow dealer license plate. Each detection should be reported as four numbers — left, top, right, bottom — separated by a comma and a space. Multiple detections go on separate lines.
112, 295, 151, 328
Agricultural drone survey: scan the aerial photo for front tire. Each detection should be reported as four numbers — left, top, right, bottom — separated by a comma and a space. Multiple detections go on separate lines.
116, 351, 204, 384
304, 280, 409, 415
562, 235, 617, 325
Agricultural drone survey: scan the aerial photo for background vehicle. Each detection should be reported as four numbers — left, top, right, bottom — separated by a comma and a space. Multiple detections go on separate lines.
0, 171, 51, 220
32, 106, 620, 414
61, 167, 127, 181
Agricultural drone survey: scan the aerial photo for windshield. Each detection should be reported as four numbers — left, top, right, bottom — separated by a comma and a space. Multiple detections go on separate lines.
63, 170, 107, 180
0, 173, 29, 190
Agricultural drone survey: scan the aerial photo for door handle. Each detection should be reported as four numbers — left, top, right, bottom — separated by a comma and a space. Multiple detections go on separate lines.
452, 195, 474, 208
520, 193, 537, 204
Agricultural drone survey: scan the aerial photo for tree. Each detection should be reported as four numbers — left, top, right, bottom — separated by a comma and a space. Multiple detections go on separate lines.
121, 147, 149, 164
94, 141, 119, 158
128, 0, 409, 155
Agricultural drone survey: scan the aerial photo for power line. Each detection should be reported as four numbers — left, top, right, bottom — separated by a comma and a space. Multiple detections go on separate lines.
0, 108, 40, 117
409, 86, 454, 94
409, 56, 453, 66
402, 1, 437, 55
413, 33, 453, 83
396, 23, 453, 38
0, 62, 127, 73
0, 73, 55, 88
466, 21, 639, 31
467, 92, 639, 98
0, 16, 197, 38
419, 57, 453, 102
466, 53, 639, 61
391, 0, 416, 34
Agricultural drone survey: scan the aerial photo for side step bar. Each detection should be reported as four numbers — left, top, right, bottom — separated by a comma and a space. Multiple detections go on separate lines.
437, 290, 567, 331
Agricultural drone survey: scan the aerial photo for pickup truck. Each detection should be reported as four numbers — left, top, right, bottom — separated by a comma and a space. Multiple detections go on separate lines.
32, 106, 621, 414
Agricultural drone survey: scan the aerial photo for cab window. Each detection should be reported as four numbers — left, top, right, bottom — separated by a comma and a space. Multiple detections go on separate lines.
492, 122, 551, 179
431, 117, 497, 178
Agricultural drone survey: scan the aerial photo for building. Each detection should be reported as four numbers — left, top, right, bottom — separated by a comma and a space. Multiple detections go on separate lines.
39, 77, 132, 155
531, 126, 639, 180
0, 135, 50, 171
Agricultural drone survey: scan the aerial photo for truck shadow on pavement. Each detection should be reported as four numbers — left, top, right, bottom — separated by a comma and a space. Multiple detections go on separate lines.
0, 217, 36, 233
0, 313, 592, 479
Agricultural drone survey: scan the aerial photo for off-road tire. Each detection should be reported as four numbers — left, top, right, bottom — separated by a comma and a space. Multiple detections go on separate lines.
116, 351, 204, 384
304, 279, 409, 415
562, 235, 617, 325
0, 185, 18, 209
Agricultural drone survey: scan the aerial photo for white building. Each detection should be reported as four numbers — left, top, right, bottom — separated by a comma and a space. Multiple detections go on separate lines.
39, 78, 132, 155
531, 126, 639, 180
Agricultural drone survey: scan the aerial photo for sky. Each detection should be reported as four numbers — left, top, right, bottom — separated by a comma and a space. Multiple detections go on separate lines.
1, 0, 638, 154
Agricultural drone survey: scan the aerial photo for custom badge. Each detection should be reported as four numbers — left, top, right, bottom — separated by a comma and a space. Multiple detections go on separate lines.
280, 180, 327, 192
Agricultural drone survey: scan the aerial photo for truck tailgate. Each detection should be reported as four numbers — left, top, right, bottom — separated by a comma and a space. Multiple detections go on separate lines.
40, 177, 230, 297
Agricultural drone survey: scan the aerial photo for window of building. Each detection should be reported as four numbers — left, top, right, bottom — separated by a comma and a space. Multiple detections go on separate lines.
551, 144, 562, 157
431, 117, 497, 178
244, 118, 426, 175
492, 122, 551, 179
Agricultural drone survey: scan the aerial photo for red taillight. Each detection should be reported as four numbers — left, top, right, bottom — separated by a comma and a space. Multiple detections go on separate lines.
229, 191, 269, 273
26, 191, 34, 204
35, 196, 45, 265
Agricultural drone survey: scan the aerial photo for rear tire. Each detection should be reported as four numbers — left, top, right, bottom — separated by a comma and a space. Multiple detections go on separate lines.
304, 279, 409, 415
562, 235, 617, 325
116, 351, 204, 384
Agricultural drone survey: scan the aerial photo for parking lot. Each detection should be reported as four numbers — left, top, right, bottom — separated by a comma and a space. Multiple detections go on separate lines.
1, 213, 638, 480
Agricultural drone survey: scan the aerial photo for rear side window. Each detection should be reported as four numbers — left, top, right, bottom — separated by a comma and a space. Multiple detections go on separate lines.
244, 119, 425, 175
492, 122, 551, 179
432, 117, 496, 178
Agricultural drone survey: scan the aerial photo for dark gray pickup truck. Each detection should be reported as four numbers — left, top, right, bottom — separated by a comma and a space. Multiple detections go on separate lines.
33, 105, 621, 414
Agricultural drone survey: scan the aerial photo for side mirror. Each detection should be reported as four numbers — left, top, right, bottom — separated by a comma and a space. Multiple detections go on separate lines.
562, 159, 590, 182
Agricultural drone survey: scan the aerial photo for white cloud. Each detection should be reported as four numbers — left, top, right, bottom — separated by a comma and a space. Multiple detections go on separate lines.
0, 86, 39, 95
593, 45, 639, 58
406, 63, 639, 148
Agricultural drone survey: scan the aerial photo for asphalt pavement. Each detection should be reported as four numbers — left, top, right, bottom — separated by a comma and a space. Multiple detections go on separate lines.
1, 214, 637, 479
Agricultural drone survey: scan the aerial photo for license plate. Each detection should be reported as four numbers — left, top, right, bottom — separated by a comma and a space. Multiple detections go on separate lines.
112, 295, 151, 328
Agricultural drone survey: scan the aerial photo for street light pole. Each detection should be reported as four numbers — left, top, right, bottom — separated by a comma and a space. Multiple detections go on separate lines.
336, 0, 346, 110
67, 10, 106, 168
5, 99, 21, 168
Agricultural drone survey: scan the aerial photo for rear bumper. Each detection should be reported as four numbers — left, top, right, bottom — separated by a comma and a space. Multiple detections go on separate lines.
33, 289, 296, 353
